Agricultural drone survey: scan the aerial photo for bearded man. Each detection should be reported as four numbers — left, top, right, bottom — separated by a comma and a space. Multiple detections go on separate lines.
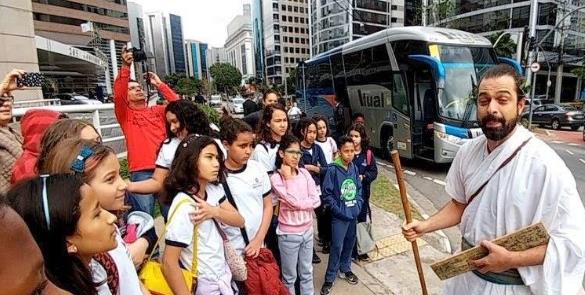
403, 64, 585, 294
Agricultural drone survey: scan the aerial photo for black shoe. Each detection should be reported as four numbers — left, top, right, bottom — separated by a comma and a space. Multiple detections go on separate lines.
357, 254, 371, 262
322, 244, 330, 254
313, 251, 322, 264
339, 271, 359, 285
320, 282, 333, 295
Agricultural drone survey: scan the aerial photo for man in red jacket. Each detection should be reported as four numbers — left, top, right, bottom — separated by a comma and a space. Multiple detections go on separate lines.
115, 46, 180, 216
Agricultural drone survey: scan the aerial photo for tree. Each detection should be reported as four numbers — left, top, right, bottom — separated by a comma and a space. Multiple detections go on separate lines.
209, 63, 242, 94
571, 65, 585, 79
487, 33, 517, 58
286, 68, 298, 95
163, 73, 185, 89
176, 77, 201, 97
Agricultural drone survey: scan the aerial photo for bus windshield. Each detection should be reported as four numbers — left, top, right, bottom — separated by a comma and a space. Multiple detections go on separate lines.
436, 45, 497, 122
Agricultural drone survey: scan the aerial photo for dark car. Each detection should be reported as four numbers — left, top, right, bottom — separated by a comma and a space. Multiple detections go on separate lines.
521, 104, 585, 130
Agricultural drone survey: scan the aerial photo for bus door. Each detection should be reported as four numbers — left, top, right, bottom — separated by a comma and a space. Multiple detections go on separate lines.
389, 72, 413, 159
413, 69, 435, 151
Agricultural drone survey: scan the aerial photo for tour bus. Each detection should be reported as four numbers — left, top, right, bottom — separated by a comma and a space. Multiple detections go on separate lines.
296, 26, 523, 163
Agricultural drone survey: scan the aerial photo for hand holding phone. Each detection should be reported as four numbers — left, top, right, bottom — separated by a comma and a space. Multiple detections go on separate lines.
16, 72, 44, 88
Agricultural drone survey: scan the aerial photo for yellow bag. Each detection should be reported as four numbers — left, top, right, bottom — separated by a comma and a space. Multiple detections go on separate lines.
138, 199, 198, 295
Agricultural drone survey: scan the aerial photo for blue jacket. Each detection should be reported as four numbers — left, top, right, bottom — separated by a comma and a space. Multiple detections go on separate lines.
352, 148, 378, 202
299, 143, 328, 186
322, 159, 363, 221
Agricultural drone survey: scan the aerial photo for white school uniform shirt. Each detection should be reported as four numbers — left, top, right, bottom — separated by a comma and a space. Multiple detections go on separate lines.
156, 136, 226, 169
251, 141, 279, 173
91, 227, 142, 295
165, 186, 229, 280
443, 126, 585, 295
222, 160, 272, 255
315, 137, 338, 164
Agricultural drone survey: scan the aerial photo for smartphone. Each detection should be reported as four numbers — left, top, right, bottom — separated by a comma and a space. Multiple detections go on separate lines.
17, 72, 44, 88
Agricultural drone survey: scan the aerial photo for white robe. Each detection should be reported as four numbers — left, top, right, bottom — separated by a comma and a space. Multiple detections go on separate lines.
444, 126, 585, 295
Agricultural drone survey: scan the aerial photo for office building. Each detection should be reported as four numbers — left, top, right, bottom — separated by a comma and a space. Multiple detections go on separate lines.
144, 11, 186, 77
185, 40, 209, 80
225, 4, 256, 81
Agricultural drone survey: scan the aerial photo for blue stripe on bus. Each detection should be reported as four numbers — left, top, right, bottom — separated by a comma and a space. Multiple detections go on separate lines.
445, 124, 469, 139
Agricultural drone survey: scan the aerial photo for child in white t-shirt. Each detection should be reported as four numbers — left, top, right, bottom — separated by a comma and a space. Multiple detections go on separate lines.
314, 116, 338, 164
162, 135, 244, 295
220, 117, 274, 293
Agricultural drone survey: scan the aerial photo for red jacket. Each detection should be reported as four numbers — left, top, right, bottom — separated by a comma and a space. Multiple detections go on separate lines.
11, 109, 62, 184
114, 66, 179, 172
245, 248, 289, 295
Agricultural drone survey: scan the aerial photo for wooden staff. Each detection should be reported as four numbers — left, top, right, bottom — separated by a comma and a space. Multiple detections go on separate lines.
391, 150, 428, 295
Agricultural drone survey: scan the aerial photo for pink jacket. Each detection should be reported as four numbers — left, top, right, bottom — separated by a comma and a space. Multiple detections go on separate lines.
270, 168, 321, 234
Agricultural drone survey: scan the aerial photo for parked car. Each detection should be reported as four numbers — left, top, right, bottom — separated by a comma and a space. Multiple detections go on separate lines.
521, 104, 585, 130
230, 97, 245, 114
54, 93, 102, 105
209, 94, 222, 107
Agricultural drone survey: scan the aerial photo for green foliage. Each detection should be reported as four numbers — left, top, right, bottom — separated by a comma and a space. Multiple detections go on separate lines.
163, 73, 185, 89
119, 158, 129, 179
176, 77, 201, 97
488, 33, 517, 58
286, 68, 298, 95
571, 67, 585, 79
209, 63, 242, 94
198, 103, 220, 125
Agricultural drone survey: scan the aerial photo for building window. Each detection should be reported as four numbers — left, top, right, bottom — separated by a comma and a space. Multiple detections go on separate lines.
283, 26, 287, 32
295, 27, 299, 33
288, 5, 293, 11
391, 17, 398, 22
300, 17, 305, 24
275, 45, 281, 52
301, 38, 305, 44
300, 7, 305, 13
295, 37, 300, 43
282, 4, 286, 10
294, 6, 299, 12
300, 28, 305, 34
282, 15, 286, 21
296, 47, 300, 53
294, 16, 299, 22
285, 57, 289, 63
284, 47, 288, 53
391, 5, 398, 10
288, 16, 293, 22
273, 3, 279, 9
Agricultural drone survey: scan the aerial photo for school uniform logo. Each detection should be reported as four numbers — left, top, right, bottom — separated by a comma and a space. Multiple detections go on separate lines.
253, 177, 262, 189
340, 178, 357, 207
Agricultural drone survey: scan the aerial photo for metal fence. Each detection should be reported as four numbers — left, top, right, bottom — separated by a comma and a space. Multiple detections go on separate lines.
11, 103, 127, 158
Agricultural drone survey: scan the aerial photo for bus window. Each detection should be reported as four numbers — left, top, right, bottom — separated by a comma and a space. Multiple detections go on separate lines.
331, 53, 348, 104
392, 73, 409, 116
344, 50, 367, 86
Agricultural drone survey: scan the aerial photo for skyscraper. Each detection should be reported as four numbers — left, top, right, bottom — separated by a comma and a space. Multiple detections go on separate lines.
309, 0, 404, 55
185, 40, 208, 80
225, 4, 256, 81
144, 11, 185, 77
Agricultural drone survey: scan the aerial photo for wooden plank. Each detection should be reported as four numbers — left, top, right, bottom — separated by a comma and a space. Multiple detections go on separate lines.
431, 223, 550, 280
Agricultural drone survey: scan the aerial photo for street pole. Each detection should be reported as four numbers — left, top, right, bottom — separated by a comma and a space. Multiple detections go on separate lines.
301, 63, 307, 112
525, 0, 539, 88
554, 0, 566, 105
528, 46, 539, 129
422, 0, 427, 26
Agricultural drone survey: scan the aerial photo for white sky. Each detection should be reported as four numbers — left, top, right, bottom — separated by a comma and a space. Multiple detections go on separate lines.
130, 0, 250, 47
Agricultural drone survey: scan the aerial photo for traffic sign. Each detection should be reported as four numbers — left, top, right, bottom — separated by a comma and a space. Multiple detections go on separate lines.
530, 62, 540, 73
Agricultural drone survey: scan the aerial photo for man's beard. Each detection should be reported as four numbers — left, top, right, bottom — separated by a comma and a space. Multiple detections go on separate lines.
480, 113, 519, 141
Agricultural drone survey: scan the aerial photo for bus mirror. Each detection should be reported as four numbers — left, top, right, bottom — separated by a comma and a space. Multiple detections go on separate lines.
408, 55, 446, 89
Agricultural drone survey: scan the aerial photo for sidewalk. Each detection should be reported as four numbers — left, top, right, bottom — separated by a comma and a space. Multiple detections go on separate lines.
311, 203, 449, 295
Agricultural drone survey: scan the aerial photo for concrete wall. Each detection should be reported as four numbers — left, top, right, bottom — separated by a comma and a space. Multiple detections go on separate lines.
0, 0, 43, 101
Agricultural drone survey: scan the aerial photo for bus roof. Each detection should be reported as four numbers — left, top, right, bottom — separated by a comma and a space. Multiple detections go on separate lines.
308, 26, 492, 62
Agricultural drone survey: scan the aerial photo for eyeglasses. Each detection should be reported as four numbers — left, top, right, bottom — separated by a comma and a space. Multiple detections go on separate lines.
284, 149, 302, 156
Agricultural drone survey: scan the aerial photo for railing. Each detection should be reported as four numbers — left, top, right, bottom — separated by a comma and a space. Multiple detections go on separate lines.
12, 103, 127, 159
13, 99, 61, 108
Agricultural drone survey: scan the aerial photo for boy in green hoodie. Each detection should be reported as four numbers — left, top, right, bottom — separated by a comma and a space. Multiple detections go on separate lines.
320, 136, 363, 295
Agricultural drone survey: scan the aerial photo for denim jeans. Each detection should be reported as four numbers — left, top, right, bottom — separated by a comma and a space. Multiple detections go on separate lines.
128, 170, 157, 216
324, 217, 357, 283
278, 229, 314, 295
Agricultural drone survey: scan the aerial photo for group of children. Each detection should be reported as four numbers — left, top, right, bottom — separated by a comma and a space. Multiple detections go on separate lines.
2, 96, 378, 295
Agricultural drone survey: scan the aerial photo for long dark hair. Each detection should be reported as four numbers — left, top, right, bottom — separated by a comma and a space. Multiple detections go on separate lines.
347, 123, 370, 152
275, 134, 301, 169
257, 104, 288, 144
165, 100, 212, 142
313, 115, 331, 138
7, 174, 97, 295
293, 117, 316, 143
163, 135, 225, 204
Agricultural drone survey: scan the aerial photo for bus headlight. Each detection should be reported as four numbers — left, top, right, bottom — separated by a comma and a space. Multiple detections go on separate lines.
435, 130, 465, 145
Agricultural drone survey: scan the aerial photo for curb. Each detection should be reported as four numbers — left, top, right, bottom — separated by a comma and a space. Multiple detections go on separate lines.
376, 163, 453, 254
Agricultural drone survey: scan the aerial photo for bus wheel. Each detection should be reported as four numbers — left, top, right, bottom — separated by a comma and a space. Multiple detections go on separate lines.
381, 132, 394, 158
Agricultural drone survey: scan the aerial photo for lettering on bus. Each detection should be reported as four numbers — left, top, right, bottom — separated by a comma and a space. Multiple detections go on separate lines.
358, 89, 387, 108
